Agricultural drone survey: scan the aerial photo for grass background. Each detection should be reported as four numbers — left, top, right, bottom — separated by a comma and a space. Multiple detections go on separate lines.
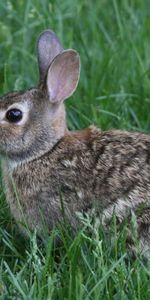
0, 0, 150, 299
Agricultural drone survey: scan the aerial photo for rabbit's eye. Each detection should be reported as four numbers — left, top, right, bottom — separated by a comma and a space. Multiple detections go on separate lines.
6, 109, 23, 123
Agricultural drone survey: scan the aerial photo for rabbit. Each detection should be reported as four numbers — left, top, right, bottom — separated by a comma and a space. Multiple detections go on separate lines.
0, 30, 150, 256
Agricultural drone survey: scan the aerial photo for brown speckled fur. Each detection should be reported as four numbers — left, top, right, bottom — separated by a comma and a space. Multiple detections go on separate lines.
1, 30, 150, 256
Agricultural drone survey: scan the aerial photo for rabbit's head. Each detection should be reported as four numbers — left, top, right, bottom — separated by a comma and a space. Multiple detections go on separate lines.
0, 30, 80, 163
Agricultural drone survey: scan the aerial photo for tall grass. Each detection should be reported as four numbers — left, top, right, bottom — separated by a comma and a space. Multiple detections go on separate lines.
0, 0, 150, 298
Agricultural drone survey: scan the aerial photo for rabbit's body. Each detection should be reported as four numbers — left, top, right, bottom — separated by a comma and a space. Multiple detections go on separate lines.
2, 123, 150, 238
1, 30, 150, 254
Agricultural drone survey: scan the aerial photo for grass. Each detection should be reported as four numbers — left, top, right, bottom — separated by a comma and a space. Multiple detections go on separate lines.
0, 0, 150, 298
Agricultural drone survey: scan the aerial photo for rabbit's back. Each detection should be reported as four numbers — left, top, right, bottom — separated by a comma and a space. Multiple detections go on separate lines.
3, 126, 150, 233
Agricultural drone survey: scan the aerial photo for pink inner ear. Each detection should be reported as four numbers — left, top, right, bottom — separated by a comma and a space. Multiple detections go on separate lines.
47, 50, 80, 103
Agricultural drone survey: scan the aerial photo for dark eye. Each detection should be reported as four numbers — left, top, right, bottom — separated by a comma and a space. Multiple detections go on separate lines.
6, 109, 23, 123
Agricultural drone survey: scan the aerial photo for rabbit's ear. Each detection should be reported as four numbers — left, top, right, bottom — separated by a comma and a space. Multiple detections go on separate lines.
37, 30, 63, 83
46, 50, 80, 104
